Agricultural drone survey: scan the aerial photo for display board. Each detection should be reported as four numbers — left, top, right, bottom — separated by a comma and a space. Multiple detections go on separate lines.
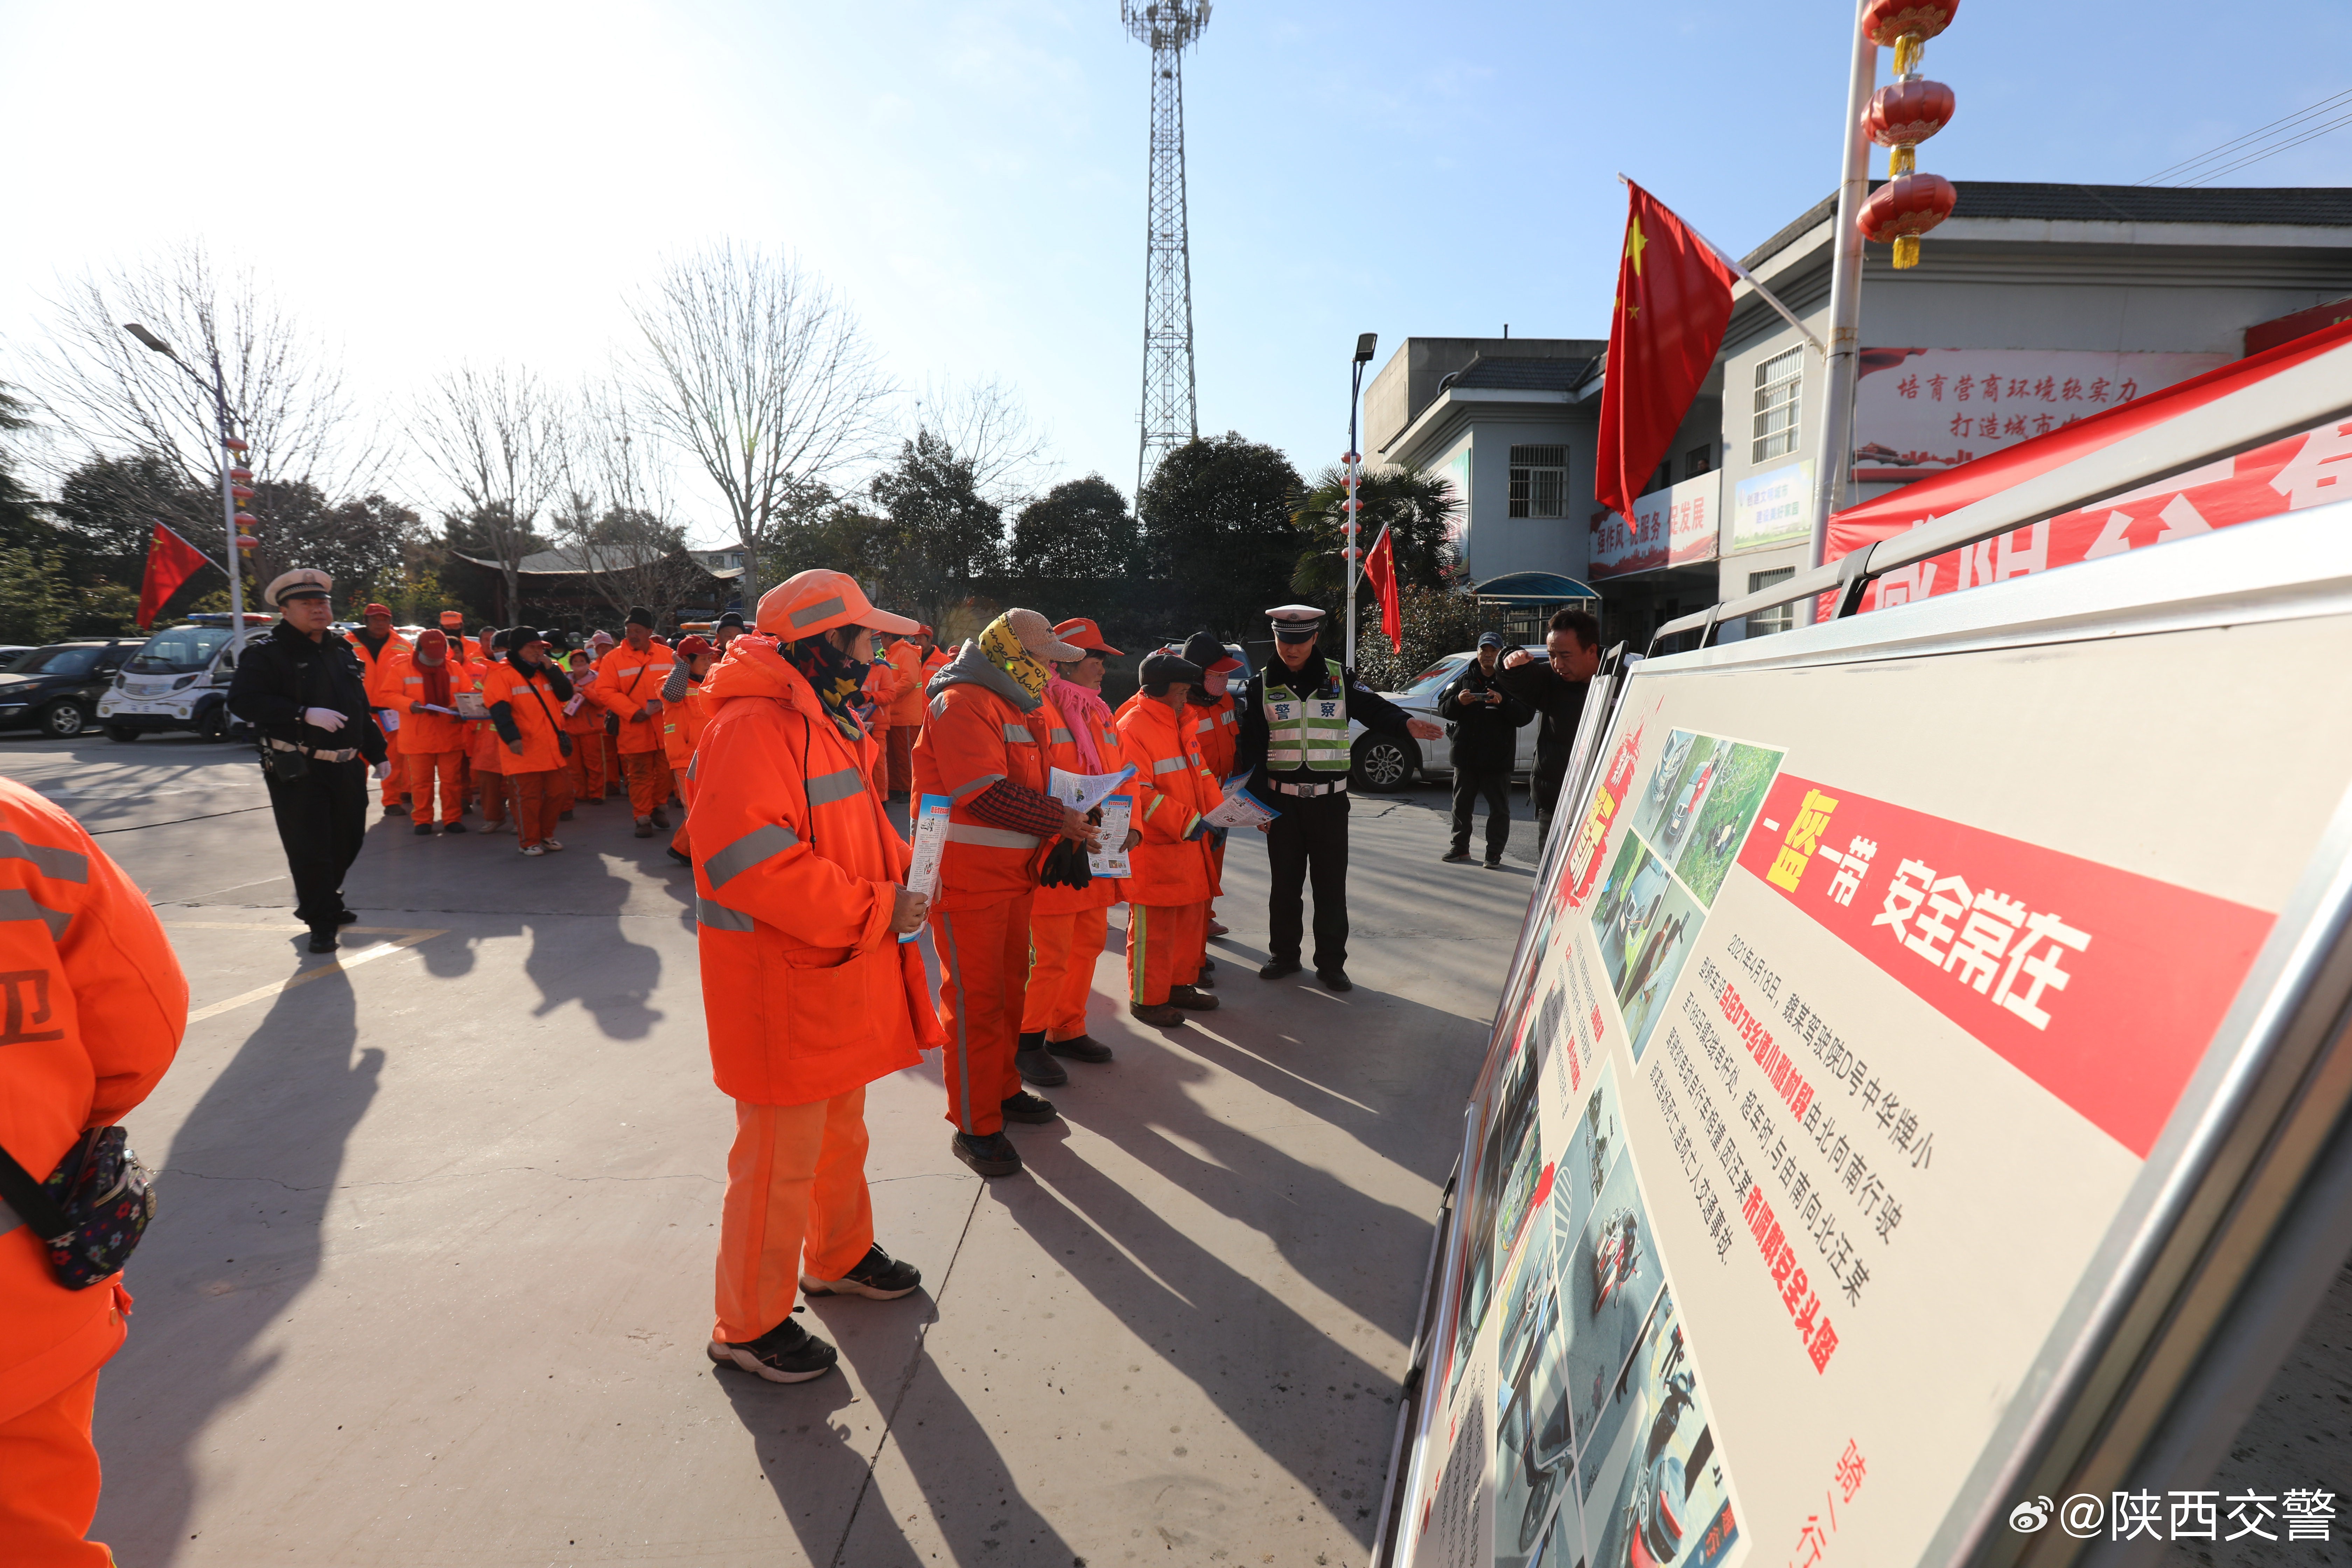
1379, 505, 2352, 1568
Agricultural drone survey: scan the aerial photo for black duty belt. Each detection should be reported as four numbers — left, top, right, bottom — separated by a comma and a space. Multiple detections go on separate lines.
1273, 779, 1347, 797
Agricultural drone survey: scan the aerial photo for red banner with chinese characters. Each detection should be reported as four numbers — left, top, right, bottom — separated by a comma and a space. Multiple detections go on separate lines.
1735, 774, 2275, 1158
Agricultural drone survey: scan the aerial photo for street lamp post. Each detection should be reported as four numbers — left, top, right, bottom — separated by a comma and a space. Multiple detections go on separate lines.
122, 322, 247, 626
1344, 331, 1377, 668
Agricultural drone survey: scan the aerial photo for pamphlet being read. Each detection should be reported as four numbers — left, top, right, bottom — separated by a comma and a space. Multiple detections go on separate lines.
1201, 785, 1278, 831
1046, 766, 1138, 814
902, 794, 952, 941
1090, 794, 1134, 880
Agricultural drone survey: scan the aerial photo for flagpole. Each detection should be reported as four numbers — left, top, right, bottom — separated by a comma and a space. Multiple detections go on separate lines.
1345, 332, 1378, 670
1615, 175, 1825, 359
1803, 0, 1881, 624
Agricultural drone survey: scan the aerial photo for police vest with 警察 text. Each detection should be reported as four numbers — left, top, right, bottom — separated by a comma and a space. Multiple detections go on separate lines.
1263, 658, 1351, 774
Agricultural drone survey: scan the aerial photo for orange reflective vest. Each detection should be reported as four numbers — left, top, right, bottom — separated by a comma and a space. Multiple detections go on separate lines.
592, 640, 676, 755
662, 682, 711, 770
481, 659, 570, 774
882, 640, 939, 728
1032, 688, 1124, 916
1191, 693, 1240, 782
912, 677, 1051, 911
1116, 694, 1221, 906
686, 638, 941, 1105
393, 657, 469, 753
0, 778, 186, 1426
354, 632, 412, 712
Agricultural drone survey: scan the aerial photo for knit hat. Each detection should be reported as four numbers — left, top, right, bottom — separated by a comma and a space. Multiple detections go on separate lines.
1138, 649, 1205, 696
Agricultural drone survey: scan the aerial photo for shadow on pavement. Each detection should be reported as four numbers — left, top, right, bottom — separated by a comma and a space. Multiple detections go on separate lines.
92, 967, 379, 1566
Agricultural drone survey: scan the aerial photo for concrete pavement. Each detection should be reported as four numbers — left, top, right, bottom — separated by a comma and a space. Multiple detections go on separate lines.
5, 733, 1545, 1567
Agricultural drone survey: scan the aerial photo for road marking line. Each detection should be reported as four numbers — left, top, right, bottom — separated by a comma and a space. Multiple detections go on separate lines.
172, 926, 447, 1024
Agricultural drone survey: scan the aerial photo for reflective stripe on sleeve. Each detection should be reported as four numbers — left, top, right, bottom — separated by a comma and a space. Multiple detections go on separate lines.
703, 823, 799, 888
0, 832, 91, 884
947, 773, 1003, 804
1002, 723, 1033, 743
945, 824, 1041, 849
1152, 755, 1187, 774
0, 887, 71, 939
804, 766, 865, 806
694, 896, 755, 933
1050, 727, 1072, 744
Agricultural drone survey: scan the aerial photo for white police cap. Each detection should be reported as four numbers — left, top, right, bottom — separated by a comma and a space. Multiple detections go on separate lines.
264, 568, 333, 607
1265, 603, 1326, 640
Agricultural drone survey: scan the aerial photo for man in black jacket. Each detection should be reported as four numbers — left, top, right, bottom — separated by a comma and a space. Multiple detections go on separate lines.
1494, 607, 1601, 847
1438, 632, 1535, 867
227, 569, 389, 953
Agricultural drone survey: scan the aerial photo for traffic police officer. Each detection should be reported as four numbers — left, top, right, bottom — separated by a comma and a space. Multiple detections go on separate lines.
226, 569, 388, 954
1233, 604, 1442, 991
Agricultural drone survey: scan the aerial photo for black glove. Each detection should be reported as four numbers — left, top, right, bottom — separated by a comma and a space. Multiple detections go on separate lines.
1038, 836, 1094, 891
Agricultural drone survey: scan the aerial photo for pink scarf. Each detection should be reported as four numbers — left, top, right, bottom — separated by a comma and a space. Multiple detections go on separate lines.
1048, 676, 1114, 773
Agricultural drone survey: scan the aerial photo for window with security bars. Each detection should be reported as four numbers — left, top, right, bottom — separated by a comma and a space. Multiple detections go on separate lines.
1752, 348, 1803, 463
1746, 567, 1797, 637
1508, 444, 1568, 518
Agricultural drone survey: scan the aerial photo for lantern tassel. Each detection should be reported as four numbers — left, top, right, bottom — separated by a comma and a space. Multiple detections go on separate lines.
1893, 235, 1921, 269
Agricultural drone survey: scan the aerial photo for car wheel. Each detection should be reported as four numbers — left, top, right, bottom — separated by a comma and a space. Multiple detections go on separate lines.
42, 700, 88, 738
197, 704, 231, 742
104, 724, 141, 743
1352, 733, 1417, 793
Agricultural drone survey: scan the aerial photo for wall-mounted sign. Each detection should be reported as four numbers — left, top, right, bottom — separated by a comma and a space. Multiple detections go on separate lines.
1730, 460, 1813, 553
1853, 349, 2225, 482
1592, 472, 1722, 580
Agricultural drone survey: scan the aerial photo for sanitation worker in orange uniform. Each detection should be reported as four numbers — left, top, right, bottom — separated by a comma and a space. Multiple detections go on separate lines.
353, 602, 414, 816
1118, 648, 1225, 1027
466, 631, 512, 832
559, 649, 608, 806
392, 627, 471, 834
913, 609, 1100, 1178
593, 607, 677, 839
1014, 617, 1138, 1083
0, 779, 187, 1566
690, 571, 939, 1384
879, 625, 940, 802
659, 635, 715, 866
483, 626, 577, 855
1179, 632, 1245, 937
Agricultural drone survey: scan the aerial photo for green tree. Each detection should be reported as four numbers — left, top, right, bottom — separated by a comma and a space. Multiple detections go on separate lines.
1008, 474, 1137, 580
866, 430, 1004, 626
1137, 433, 1303, 638
0, 545, 73, 645
1289, 462, 1463, 603
0, 383, 46, 556
1352, 582, 1490, 693
51, 451, 210, 584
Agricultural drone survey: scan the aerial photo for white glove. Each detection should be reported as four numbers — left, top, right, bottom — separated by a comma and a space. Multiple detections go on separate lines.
373, 760, 392, 780
303, 707, 347, 733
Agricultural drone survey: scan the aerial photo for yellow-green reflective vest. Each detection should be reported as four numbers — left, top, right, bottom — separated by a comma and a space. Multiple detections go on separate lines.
1264, 658, 1352, 773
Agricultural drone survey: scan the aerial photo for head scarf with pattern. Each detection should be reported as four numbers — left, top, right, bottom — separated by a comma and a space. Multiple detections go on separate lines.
976, 612, 1051, 703
780, 632, 869, 740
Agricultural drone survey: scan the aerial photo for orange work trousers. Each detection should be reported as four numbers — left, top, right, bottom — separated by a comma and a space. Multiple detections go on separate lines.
1024, 906, 1110, 1041
510, 769, 562, 848
0, 1365, 109, 1567
887, 726, 917, 795
551, 750, 577, 816
620, 749, 667, 819
404, 750, 464, 826
670, 768, 693, 859
1128, 901, 1208, 1007
568, 731, 606, 802
932, 891, 1033, 1136
379, 724, 406, 807
713, 1091, 874, 1346
477, 768, 509, 825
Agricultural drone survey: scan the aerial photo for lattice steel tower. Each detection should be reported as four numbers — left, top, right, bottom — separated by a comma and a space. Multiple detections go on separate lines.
1124, 0, 1209, 503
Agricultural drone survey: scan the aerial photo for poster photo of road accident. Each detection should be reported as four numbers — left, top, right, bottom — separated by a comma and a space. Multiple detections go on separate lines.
1386, 589, 2352, 1568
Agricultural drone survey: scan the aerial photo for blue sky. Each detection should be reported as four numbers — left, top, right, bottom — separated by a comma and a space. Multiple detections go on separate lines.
1, 0, 2345, 542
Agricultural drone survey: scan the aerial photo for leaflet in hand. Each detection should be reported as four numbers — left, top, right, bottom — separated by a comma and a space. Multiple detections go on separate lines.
414, 703, 459, 716
1047, 765, 1138, 815
1201, 785, 1278, 830
378, 708, 401, 733
905, 792, 952, 905
454, 691, 489, 720
1090, 794, 1133, 879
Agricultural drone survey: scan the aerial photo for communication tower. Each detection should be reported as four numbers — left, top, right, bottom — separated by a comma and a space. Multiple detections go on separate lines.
1124, 1, 1209, 503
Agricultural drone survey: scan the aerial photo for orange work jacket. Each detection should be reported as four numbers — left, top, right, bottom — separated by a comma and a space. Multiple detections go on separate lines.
354, 632, 412, 710
662, 682, 712, 770
1190, 692, 1241, 782
882, 640, 939, 729
0, 778, 187, 1427
1031, 687, 1125, 916
391, 656, 469, 753
1117, 693, 1221, 906
912, 672, 1051, 911
592, 639, 676, 756
560, 667, 605, 737
482, 658, 571, 774
685, 638, 941, 1105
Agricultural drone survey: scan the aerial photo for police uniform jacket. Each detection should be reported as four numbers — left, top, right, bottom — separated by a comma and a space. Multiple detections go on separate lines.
226, 620, 389, 765
1232, 657, 1415, 814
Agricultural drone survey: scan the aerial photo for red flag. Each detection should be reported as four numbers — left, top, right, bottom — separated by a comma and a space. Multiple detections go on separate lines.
136, 522, 216, 629
1596, 180, 1738, 522
1363, 525, 1402, 653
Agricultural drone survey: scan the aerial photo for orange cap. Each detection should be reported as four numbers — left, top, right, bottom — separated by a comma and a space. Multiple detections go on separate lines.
1052, 617, 1122, 656
756, 569, 920, 639
363, 602, 393, 618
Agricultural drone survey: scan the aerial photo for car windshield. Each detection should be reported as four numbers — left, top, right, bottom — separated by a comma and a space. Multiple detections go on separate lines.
127, 626, 232, 674
24, 646, 101, 678
1399, 656, 1470, 698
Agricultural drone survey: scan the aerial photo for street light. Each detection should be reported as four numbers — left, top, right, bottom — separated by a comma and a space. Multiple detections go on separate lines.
1343, 332, 1378, 667
122, 322, 247, 626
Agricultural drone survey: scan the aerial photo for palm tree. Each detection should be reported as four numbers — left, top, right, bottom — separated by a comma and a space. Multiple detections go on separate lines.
1288, 463, 1463, 602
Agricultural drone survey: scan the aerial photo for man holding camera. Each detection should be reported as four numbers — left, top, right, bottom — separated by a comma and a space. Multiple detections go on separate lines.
1438, 632, 1534, 868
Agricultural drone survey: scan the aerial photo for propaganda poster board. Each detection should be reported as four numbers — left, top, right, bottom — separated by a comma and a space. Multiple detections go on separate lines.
1379, 504, 2352, 1568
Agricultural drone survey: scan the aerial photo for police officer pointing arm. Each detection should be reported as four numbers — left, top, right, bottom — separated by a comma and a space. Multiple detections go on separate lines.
1233, 604, 1443, 993
226, 569, 388, 954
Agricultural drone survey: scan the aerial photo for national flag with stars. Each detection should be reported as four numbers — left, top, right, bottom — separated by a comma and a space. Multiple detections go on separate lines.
1596, 180, 1739, 522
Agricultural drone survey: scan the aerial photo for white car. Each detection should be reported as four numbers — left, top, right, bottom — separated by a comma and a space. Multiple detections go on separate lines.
1346, 651, 1540, 793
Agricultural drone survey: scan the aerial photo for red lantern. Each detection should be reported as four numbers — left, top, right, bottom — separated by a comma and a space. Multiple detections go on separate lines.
1865, 78, 1956, 176
231, 485, 255, 503
223, 436, 249, 453
1863, 0, 1958, 74
1859, 173, 1957, 270
229, 467, 253, 483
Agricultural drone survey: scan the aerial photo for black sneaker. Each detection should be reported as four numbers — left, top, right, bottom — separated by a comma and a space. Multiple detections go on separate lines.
706, 1317, 838, 1384
385, 801, 410, 817
1129, 1001, 1186, 1027
1317, 969, 1355, 993
1001, 1090, 1060, 1124
414, 822, 434, 836
444, 821, 468, 834
1047, 1034, 1114, 1063
1442, 848, 1472, 864
1167, 984, 1219, 1011
335, 909, 359, 925
307, 928, 338, 954
1484, 858, 1505, 869
1013, 1031, 1067, 1087
952, 1130, 1023, 1176
666, 847, 692, 867
1198, 956, 1216, 974
800, 1242, 922, 1300
1259, 958, 1302, 980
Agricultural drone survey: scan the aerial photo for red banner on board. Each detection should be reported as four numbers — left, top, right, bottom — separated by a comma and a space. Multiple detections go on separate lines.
1735, 774, 2275, 1158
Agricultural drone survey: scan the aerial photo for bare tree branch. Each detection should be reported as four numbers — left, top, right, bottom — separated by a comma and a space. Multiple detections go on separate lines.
909, 374, 1055, 512
552, 378, 709, 622
406, 363, 568, 620
628, 244, 894, 605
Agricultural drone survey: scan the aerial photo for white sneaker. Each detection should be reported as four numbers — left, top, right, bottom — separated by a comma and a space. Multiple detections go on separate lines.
519, 843, 544, 857
541, 839, 564, 852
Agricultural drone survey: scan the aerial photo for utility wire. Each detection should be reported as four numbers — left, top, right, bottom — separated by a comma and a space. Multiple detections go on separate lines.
2137, 86, 2352, 186
2181, 110, 2352, 187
